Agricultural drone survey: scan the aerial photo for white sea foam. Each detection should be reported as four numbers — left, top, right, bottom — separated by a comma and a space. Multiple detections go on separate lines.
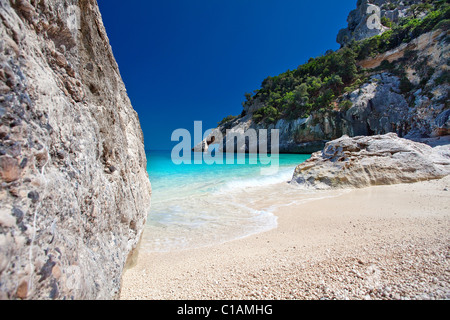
142, 151, 315, 252
214, 166, 296, 194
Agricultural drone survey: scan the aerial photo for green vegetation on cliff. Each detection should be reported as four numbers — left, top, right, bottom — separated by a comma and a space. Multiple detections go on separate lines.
235, 1, 450, 126
351, 1, 450, 61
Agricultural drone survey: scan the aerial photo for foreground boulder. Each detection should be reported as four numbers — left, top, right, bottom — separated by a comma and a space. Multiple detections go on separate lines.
291, 133, 450, 189
0, 1, 151, 299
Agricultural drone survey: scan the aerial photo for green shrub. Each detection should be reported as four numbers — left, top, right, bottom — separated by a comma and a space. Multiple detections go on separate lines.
340, 100, 353, 112
377, 59, 395, 71
218, 115, 237, 126
253, 114, 263, 122
433, 18, 450, 30
381, 16, 393, 28
403, 49, 418, 61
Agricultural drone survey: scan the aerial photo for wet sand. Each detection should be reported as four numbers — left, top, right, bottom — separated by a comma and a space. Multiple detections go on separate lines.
120, 176, 450, 300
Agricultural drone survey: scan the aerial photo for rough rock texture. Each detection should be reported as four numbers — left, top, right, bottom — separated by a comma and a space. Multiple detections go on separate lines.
346, 73, 409, 136
337, 0, 424, 47
0, 0, 151, 300
358, 30, 445, 69
193, 114, 329, 154
358, 29, 450, 139
291, 133, 450, 189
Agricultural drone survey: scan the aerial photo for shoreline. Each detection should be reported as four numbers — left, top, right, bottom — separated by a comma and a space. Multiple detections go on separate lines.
120, 176, 450, 300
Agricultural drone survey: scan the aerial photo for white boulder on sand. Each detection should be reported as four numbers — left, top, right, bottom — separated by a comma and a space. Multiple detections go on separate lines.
291, 133, 450, 189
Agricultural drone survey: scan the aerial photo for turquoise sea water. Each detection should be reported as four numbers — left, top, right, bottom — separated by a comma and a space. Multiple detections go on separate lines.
141, 151, 311, 252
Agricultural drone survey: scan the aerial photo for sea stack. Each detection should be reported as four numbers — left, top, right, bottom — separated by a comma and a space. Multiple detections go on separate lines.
0, 0, 151, 299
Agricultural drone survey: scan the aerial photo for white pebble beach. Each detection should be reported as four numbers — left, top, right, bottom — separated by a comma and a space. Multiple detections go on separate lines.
120, 176, 450, 300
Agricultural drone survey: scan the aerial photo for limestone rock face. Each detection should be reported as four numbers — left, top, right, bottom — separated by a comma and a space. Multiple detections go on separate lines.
345, 73, 409, 136
291, 133, 450, 189
194, 115, 328, 154
0, 0, 151, 299
337, 0, 423, 47
337, 0, 388, 47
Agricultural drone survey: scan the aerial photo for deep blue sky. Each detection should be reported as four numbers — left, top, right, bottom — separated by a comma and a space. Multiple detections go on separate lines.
97, 0, 356, 150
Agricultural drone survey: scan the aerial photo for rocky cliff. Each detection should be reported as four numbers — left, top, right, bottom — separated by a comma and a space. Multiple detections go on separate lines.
291, 133, 450, 189
198, 1, 449, 154
336, 0, 425, 47
0, 0, 151, 299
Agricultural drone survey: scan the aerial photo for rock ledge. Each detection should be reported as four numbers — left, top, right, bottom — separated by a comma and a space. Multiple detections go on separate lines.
291, 133, 450, 189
